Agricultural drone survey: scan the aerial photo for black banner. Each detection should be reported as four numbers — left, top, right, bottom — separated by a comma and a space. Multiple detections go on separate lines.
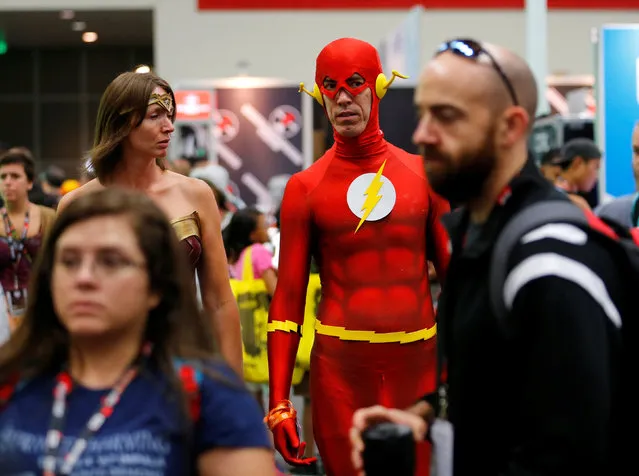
213, 87, 305, 209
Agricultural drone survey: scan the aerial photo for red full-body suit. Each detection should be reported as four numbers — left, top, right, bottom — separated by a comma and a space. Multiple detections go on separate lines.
267, 38, 451, 476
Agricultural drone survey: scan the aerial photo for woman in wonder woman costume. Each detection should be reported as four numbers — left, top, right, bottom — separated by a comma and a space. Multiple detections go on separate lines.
58, 71, 243, 376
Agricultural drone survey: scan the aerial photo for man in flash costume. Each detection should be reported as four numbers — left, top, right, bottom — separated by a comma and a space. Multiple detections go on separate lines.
265, 38, 451, 476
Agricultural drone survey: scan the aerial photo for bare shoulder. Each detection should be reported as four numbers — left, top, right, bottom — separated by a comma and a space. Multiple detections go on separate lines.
57, 179, 104, 213
171, 172, 213, 201
166, 172, 215, 215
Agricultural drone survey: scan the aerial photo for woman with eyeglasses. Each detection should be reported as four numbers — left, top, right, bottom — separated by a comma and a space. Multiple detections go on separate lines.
0, 188, 275, 475
57, 71, 243, 376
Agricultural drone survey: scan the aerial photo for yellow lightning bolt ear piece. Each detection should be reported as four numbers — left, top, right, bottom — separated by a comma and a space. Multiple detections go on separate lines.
299, 82, 324, 106
375, 70, 409, 100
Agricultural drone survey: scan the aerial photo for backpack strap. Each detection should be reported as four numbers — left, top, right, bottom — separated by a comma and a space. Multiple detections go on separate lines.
172, 359, 203, 423
489, 200, 592, 325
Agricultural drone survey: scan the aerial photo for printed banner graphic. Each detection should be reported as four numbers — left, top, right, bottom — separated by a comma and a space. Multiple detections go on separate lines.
213, 87, 304, 209
174, 90, 213, 122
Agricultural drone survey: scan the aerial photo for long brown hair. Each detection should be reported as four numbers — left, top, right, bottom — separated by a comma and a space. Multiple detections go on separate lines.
90, 71, 176, 182
0, 188, 220, 387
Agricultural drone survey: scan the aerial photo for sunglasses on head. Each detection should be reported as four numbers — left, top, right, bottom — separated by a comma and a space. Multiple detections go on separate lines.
436, 38, 519, 106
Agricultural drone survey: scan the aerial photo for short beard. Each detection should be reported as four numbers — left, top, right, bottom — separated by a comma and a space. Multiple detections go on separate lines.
422, 132, 496, 205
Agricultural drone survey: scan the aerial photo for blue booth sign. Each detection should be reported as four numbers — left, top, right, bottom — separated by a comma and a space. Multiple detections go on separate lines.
598, 24, 639, 198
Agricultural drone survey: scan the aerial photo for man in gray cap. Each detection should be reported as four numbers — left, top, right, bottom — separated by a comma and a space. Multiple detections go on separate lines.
555, 138, 602, 211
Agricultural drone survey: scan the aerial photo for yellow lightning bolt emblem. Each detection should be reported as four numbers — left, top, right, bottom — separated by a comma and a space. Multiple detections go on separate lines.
355, 160, 387, 233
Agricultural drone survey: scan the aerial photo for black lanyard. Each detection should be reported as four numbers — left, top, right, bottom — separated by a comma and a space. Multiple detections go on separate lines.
42, 343, 152, 476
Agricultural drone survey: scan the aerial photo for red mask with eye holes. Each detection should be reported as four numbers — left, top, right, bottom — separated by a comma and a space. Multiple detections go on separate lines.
314, 38, 385, 158
315, 39, 382, 102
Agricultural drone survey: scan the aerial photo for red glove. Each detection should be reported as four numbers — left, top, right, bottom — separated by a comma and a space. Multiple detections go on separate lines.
266, 400, 317, 466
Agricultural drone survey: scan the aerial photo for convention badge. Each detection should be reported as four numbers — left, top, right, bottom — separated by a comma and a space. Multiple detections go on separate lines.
430, 418, 454, 476
6, 288, 27, 317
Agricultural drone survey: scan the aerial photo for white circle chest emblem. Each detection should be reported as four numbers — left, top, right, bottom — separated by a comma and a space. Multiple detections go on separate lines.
346, 161, 397, 231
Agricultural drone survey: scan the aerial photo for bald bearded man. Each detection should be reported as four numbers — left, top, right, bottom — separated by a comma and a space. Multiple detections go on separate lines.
349, 39, 623, 476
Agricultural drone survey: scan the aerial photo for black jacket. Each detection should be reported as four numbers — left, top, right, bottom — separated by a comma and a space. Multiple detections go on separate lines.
431, 159, 623, 476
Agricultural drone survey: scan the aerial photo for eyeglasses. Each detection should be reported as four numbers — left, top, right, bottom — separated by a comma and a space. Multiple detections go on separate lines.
436, 38, 519, 106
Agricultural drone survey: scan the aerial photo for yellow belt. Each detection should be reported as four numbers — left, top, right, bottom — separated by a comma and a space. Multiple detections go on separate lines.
314, 319, 436, 344
267, 319, 437, 344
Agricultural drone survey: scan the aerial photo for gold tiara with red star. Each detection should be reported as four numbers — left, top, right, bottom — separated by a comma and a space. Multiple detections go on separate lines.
148, 93, 174, 115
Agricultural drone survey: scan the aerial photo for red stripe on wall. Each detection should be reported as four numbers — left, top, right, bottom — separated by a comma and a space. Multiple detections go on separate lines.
199, 0, 637, 9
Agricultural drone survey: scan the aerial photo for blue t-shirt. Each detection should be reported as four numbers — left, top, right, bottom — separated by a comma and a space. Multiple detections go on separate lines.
0, 361, 271, 475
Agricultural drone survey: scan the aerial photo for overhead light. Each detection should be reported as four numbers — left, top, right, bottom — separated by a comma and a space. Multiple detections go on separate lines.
135, 65, 151, 74
82, 32, 98, 43
72, 21, 86, 32
60, 10, 75, 20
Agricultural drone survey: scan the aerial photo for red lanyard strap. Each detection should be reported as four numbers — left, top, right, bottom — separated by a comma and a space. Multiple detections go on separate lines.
42, 344, 151, 476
